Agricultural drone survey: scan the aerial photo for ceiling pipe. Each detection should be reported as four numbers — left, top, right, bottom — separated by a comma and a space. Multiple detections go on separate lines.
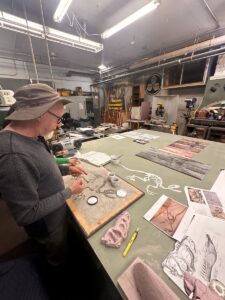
39, 0, 55, 88
129, 34, 225, 70
101, 25, 225, 78
93, 46, 225, 85
66, 70, 97, 77
0, 48, 97, 75
201, 0, 220, 29
23, 0, 39, 83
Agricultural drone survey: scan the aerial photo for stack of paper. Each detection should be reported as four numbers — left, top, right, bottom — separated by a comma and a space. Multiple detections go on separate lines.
80, 151, 111, 166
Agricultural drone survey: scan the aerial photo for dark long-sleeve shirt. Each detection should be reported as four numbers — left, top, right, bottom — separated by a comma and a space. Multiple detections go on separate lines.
0, 131, 72, 238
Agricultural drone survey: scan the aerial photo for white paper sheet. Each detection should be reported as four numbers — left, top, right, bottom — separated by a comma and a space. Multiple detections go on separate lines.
122, 131, 159, 140
211, 169, 225, 205
80, 151, 111, 166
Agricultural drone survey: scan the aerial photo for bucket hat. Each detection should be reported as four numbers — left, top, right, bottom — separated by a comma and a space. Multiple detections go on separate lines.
6, 83, 71, 121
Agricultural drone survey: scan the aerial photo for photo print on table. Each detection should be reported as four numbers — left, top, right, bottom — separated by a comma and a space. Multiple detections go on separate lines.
144, 195, 194, 241
184, 186, 225, 220
160, 138, 208, 159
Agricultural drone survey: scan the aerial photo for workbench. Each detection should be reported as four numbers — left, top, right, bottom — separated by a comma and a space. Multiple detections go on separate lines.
66, 129, 225, 299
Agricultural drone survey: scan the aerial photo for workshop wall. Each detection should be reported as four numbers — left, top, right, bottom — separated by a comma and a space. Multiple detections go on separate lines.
0, 57, 93, 91
102, 71, 206, 133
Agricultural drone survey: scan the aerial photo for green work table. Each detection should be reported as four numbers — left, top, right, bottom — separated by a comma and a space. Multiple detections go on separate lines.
68, 129, 225, 299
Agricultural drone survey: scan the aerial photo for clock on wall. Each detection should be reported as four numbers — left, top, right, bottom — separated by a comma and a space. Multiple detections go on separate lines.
146, 73, 162, 95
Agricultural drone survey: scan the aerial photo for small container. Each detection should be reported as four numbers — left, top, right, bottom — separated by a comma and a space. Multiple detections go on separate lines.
111, 155, 120, 165
108, 173, 119, 187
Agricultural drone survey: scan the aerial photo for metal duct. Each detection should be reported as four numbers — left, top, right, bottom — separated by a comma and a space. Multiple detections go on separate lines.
129, 35, 225, 70
93, 46, 225, 85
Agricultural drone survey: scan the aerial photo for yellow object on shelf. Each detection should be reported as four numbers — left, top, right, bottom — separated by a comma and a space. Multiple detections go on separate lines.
61, 90, 71, 97
170, 122, 178, 134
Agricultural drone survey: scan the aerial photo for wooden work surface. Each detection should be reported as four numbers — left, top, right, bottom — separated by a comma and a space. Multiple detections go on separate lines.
66, 129, 225, 299
65, 162, 143, 237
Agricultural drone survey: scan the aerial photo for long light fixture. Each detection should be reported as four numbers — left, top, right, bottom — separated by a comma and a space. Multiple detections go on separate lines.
98, 64, 107, 70
0, 11, 44, 38
47, 28, 103, 52
0, 11, 103, 53
53, 0, 73, 23
101, 0, 160, 39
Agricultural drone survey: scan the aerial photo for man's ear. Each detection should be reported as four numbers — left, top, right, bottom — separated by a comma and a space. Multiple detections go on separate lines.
37, 115, 43, 123
38, 114, 45, 120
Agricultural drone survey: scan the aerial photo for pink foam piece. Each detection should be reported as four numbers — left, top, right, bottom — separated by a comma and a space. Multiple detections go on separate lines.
133, 261, 180, 300
184, 272, 222, 300
101, 211, 131, 248
117, 257, 179, 300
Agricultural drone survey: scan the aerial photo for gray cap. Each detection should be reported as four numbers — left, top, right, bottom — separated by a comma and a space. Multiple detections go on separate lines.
6, 83, 71, 121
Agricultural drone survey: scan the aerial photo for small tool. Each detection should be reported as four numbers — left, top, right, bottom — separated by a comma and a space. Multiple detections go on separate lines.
122, 227, 140, 257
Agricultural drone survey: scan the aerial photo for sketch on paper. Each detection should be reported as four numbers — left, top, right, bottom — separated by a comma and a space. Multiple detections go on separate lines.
162, 236, 197, 278
160, 138, 208, 159
136, 147, 211, 180
201, 234, 217, 281
185, 186, 225, 220
162, 215, 225, 295
120, 164, 182, 195
144, 195, 194, 241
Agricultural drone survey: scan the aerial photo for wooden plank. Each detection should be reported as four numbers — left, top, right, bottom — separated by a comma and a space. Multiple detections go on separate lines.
136, 147, 211, 180
65, 162, 144, 237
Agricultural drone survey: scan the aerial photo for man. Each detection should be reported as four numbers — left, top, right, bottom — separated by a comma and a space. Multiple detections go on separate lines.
0, 83, 86, 265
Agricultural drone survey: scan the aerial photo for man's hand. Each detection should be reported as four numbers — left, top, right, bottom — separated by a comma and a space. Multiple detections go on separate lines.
69, 158, 80, 166
69, 165, 87, 177
70, 178, 85, 195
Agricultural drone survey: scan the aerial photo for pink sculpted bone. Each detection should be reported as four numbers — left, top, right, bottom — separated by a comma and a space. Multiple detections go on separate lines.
101, 211, 131, 248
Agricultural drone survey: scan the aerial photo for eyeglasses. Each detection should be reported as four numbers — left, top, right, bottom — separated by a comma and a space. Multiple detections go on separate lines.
47, 111, 63, 124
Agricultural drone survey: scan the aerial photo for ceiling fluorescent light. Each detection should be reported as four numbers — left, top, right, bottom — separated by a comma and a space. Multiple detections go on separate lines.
47, 28, 103, 53
53, 0, 73, 23
0, 11, 103, 53
0, 11, 44, 38
98, 64, 107, 70
101, 0, 160, 39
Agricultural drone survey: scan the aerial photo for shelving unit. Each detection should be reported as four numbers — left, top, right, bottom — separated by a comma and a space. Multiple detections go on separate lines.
185, 124, 208, 139
131, 84, 145, 106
